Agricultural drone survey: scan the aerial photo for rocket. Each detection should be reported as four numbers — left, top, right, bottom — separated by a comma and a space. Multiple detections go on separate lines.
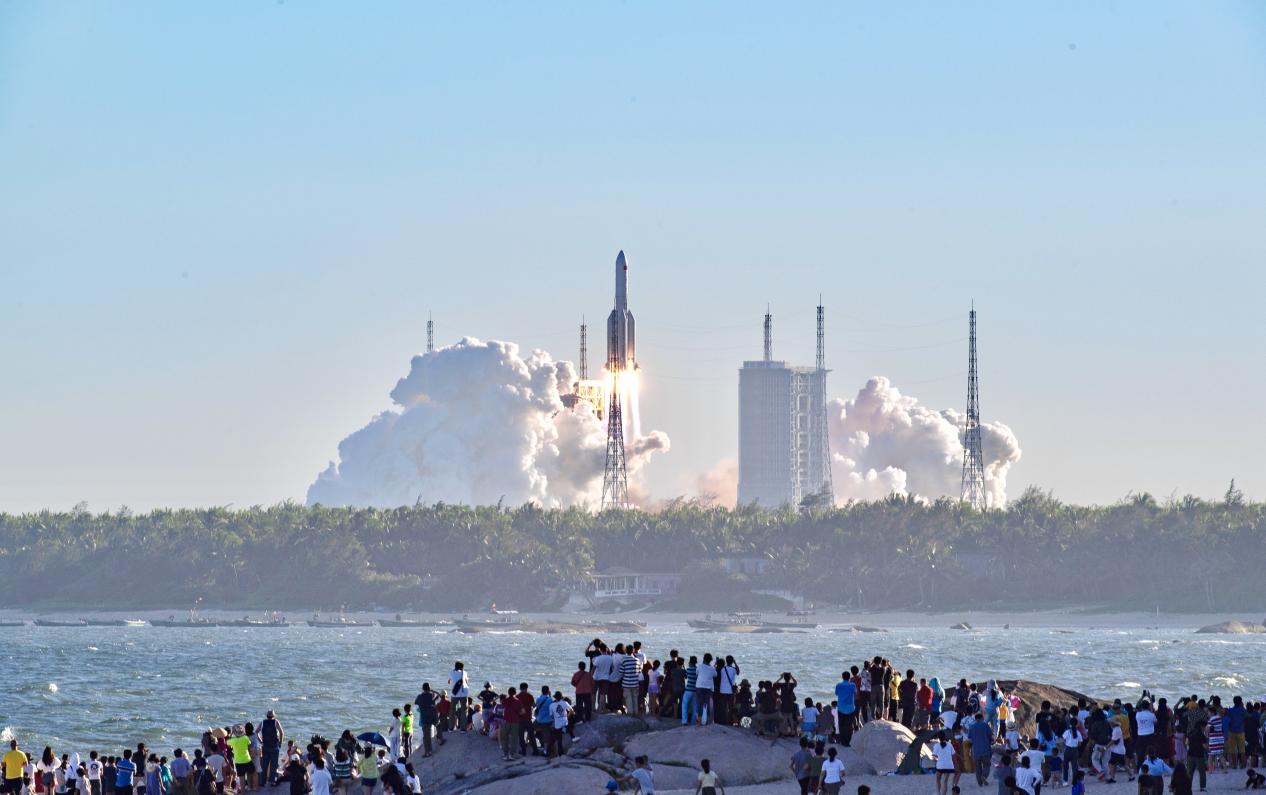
606, 250, 636, 372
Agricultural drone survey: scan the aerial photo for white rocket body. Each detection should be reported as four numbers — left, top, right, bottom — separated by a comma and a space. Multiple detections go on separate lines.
606, 250, 636, 371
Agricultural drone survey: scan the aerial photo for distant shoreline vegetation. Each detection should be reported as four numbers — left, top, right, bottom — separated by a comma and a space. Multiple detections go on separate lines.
0, 484, 1259, 612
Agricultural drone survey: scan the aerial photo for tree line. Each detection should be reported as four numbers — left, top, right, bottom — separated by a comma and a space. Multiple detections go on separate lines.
0, 483, 1260, 612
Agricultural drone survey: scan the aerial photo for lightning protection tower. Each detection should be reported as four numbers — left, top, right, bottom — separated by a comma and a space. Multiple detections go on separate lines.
579, 318, 588, 380
814, 298, 834, 504
426, 312, 434, 354
960, 304, 986, 510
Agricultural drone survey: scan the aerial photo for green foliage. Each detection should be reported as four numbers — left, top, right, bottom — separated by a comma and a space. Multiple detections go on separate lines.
0, 488, 1261, 611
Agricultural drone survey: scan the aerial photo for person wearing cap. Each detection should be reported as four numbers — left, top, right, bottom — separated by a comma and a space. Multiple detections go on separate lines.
259, 711, 283, 788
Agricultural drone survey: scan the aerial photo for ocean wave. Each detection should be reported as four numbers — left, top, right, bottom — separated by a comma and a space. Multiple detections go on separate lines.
904, 644, 927, 650
1115, 681, 1142, 688
1061, 651, 1079, 656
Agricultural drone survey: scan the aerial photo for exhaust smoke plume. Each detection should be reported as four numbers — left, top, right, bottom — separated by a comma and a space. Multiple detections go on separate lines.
307, 338, 669, 509
828, 376, 1021, 505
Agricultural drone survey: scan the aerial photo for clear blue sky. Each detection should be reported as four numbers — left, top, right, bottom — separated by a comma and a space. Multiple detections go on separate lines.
2, 1, 1264, 513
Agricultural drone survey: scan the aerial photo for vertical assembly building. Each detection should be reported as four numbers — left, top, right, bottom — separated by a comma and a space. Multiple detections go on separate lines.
737, 307, 833, 507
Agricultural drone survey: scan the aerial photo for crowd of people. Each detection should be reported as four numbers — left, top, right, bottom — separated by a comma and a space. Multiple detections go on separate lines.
4, 641, 1264, 795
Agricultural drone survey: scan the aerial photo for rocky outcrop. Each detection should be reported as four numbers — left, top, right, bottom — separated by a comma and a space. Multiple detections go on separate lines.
853, 719, 932, 774
979, 680, 1096, 737
1195, 620, 1266, 634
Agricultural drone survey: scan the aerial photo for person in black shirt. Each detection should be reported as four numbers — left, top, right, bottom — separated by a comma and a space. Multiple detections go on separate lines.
898, 670, 919, 728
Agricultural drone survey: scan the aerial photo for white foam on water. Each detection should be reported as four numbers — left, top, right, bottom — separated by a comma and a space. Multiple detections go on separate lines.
1061, 651, 1079, 656
87, 646, 99, 652
48, 682, 58, 693
0, 727, 14, 743
1116, 681, 1142, 688
1212, 676, 1241, 688
904, 644, 928, 650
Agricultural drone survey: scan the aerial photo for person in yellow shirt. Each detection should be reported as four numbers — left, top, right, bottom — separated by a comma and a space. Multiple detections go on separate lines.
3, 740, 29, 795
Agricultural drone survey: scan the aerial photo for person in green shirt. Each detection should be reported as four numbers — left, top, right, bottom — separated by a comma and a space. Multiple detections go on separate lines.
226, 728, 254, 791
400, 705, 415, 758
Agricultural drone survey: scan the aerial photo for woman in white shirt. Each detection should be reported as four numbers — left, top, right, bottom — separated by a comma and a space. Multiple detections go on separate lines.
817, 747, 845, 795
933, 735, 957, 795
694, 758, 725, 795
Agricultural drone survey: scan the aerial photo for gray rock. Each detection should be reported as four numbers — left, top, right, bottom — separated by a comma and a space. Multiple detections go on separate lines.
1195, 620, 1266, 634
463, 763, 615, 794
624, 724, 872, 786
853, 719, 933, 774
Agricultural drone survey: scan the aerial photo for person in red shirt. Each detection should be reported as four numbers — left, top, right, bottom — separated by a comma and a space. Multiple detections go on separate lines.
571, 662, 595, 724
498, 690, 521, 761
917, 678, 934, 730
515, 684, 538, 757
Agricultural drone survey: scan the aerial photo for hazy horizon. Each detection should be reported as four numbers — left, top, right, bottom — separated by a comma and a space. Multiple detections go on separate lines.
2, 2, 1264, 513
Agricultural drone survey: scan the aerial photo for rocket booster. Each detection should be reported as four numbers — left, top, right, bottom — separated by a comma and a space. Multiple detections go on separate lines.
606, 250, 636, 371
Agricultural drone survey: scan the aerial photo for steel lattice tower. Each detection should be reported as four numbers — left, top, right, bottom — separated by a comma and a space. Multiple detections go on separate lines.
579, 318, 589, 380
426, 312, 434, 354
763, 306, 773, 361
960, 305, 986, 510
815, 299, 834, 503
601, 370, 630, 509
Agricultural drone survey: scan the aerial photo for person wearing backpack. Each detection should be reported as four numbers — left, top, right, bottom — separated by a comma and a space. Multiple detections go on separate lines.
533, 686, 553, 757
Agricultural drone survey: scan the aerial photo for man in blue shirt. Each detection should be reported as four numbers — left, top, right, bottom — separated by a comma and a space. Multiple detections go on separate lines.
1226, 696, 1248, 769
835, 671, 858, 747
969, 713, 996, 786
114, 751, 136, 795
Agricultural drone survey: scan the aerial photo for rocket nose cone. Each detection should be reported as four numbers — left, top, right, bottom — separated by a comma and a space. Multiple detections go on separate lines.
616, 250, 626, 268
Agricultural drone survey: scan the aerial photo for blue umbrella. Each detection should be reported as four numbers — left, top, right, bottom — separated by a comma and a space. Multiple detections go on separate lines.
356, 732, 388, 746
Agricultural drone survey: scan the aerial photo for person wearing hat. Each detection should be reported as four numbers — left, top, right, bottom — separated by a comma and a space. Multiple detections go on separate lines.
259, 711, 283, 788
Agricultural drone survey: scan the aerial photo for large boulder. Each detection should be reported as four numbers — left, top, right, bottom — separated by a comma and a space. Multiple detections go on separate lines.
853, 719, 933, 774
1196, 620, 1265, 634
463, 763, 614, 795
567, 713, 661, 754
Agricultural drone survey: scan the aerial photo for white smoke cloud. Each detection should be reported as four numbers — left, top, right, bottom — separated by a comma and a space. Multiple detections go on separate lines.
307, 337, 670, 509
829, 376, 1021, 506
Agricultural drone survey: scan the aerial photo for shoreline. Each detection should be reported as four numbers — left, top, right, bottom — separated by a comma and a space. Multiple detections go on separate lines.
0, 607, 1257, 630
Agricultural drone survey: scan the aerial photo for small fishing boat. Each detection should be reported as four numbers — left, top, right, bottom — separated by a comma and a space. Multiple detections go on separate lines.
377, 614, 450, 627
151, 614, 217, 628
82, 618, 147, 627
687, 613, 765, 632
33, 619, 88, 627
307, 613, 374, 628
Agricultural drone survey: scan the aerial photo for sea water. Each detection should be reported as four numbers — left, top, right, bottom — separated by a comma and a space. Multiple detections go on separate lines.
1, 622, 1259, 752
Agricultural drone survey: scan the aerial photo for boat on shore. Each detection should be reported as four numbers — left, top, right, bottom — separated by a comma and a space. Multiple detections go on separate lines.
33, 619, 88, 627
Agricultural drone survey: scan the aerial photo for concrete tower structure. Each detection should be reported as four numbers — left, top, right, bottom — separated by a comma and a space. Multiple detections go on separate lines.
738, 306, 832, 507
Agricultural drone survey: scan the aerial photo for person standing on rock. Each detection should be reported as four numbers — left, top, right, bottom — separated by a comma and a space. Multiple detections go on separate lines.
682, 657, 699, 726
694, 758, 724, 795
694, 654, 717, 726
414, 683, 442, 757
591, 645, 614, 713
571, 662, 595, 723
717, 656, 740, 726
447, 662, 469, 731
899, 670, 919, 729
834, 672, 857, 747
621, 651, 642, 717
547, 691, 571, 759
858, 663, 872, 725
869, 659, 887, 724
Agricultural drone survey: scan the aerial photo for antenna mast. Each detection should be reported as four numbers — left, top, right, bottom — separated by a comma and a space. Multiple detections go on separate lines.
815, 297, 833, 503
426, 312, 434, 354
763, 306, 772, 362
